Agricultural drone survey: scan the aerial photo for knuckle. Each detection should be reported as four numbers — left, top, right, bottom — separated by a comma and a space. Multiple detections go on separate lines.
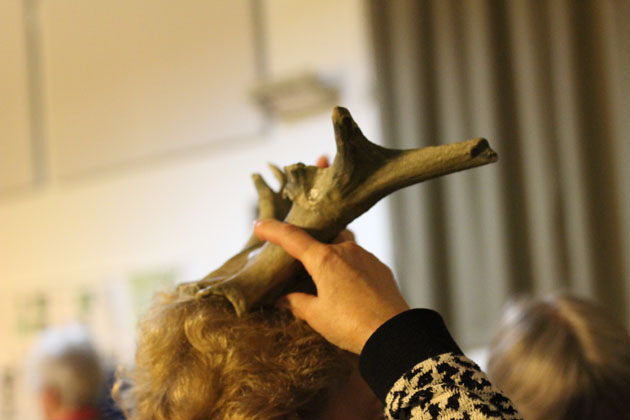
281, 223, 300, 236
340, 241, 362, 254
282, 224, 306, 245
318, 245, 343, 266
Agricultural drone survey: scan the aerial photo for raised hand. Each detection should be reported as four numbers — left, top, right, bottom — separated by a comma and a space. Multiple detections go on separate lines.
254, 219, 410, 354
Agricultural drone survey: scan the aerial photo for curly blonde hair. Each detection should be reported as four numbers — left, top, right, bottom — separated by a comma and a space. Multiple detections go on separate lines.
114, 284, 351, 420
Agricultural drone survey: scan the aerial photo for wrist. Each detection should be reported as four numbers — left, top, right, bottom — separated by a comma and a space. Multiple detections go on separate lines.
355, 308, 409, 354
358, 309, 463, 402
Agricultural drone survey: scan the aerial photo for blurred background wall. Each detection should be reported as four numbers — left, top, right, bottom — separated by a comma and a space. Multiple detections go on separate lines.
0, 0, 628, 419
0, 1, 387, 418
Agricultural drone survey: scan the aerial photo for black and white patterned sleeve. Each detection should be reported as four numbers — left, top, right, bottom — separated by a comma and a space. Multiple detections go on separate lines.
385, 353, 521, 420
359, 309, 522, 420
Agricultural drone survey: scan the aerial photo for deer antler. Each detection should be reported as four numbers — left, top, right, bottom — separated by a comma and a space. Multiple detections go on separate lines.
193, 107, 498, 316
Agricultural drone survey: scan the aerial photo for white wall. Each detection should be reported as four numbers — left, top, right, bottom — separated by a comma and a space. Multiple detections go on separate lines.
0, 1, 391, 419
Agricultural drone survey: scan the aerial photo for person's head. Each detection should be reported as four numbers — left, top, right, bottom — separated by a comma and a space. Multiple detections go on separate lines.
487, 294, 630, 420
28, 323, 104, 420
115, 284, 383, 420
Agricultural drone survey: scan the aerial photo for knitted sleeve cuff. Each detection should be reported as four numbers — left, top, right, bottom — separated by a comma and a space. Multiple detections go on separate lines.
358, 309, 463, 402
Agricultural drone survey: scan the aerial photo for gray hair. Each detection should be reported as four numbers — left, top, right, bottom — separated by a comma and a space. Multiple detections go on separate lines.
28, 323, 104, 408
487, 294, 630, 420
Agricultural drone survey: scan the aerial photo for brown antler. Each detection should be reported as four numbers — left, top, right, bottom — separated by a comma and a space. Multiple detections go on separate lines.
194, 107, 498, 316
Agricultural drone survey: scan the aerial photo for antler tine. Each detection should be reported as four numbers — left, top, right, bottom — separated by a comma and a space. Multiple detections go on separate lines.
268, 163, 287, 190
194, 171, 290, 292
242, 172, 292, 249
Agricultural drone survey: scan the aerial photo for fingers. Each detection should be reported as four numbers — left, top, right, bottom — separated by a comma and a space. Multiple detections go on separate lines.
279, 292, 317, 321
254, 219, 327, 268
316, 155, 329, 168
332, 229, 355, 244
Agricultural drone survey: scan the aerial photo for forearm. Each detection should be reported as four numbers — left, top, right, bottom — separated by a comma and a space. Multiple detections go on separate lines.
359, 310, 522, 420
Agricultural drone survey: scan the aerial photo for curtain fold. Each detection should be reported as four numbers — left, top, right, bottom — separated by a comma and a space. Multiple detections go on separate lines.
369, 0, 629, 348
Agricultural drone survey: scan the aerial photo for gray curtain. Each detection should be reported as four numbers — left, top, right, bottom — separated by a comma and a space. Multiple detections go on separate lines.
369, 0, 630, 348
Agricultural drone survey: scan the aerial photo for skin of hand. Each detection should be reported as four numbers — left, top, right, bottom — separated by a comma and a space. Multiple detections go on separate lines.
254, 219, 410, 354
315, 155, 330, 168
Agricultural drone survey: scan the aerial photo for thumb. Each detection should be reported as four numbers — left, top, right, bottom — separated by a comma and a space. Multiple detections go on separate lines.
281, 292, 317, 321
